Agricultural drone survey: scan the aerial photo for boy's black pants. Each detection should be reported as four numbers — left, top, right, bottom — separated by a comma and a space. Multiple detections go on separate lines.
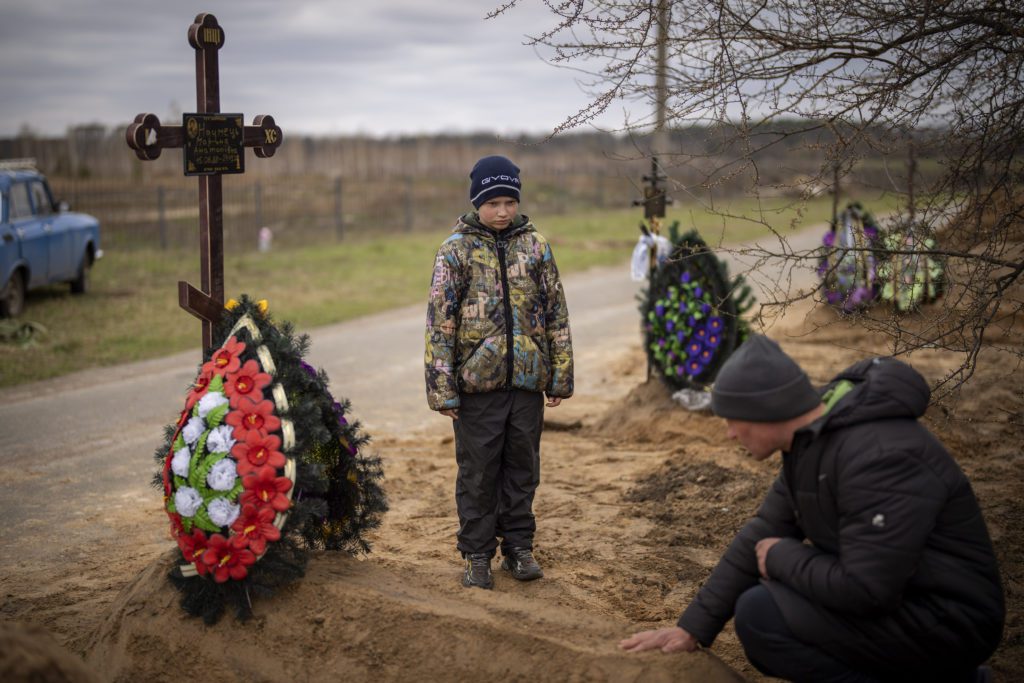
453, 389, 543, 557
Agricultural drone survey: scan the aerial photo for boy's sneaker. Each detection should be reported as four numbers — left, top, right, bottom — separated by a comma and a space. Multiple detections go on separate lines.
462, 553, 493, 589
501, 547, 544, 581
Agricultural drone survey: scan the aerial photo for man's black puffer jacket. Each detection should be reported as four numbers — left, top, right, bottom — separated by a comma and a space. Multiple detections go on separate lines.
678, 357, 1004, 678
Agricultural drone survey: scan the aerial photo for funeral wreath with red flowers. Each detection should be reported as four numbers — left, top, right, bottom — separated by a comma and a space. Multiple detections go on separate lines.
154, 296, 387, 621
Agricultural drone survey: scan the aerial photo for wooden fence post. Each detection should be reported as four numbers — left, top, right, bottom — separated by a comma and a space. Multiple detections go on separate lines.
334, 176, 344, 240
404, 175, 414, 232
157, 185, 168, 250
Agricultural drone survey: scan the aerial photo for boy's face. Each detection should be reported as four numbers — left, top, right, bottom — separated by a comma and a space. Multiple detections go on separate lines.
477, 196, 519, 231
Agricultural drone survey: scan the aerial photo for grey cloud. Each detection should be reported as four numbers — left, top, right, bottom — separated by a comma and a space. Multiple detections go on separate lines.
0, 0, 620, 137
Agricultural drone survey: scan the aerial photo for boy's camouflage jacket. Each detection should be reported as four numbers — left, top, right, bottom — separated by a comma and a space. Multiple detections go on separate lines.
425, 212, 574, 411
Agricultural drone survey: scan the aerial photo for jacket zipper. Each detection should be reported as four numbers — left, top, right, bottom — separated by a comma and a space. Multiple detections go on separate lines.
495, 237, 515, 388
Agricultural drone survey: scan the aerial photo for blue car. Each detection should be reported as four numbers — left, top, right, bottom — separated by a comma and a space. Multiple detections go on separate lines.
0, 162, 102, 317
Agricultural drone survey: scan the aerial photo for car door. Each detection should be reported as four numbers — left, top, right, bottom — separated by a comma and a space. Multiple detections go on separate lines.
0, 186, 16, 284
8, 181, 49, 286
30, 179, 73, 282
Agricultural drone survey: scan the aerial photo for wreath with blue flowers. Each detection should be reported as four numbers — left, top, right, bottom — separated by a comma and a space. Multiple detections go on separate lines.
642, 225, 754, 390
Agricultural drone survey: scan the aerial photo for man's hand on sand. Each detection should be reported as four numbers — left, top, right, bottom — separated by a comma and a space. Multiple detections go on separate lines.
619, 626, 699, 653
440, 409, 458, 420
545, 395, 564, 408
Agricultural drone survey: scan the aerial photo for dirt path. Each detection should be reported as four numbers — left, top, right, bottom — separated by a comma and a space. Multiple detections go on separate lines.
2, 227, 1020, 681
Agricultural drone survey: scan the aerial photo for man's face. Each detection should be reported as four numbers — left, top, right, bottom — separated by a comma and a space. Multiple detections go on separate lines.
726, 419, 785, 460
477, 197, 519, 231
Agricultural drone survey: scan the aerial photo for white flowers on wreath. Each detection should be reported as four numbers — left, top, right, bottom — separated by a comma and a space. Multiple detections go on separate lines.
174, 486, 203, 517
206, 424, 236, 455
171, 445, 192, 478
207, 458, 238, 491
182, 416, 205, 445
207, 497, 240, 527
198, 391, 229, 419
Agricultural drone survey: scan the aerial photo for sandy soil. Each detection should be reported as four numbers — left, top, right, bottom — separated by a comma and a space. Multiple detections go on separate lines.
1, 297, 1021, 682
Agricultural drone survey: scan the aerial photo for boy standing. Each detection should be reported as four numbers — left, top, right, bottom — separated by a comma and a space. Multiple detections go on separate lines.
425, 155, 574, 590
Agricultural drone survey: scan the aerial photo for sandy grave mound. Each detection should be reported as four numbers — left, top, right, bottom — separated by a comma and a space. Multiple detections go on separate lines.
81, 550, 742, 683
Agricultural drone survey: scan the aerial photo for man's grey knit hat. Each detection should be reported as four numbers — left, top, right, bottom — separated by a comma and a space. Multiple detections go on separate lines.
711, 334, 821, 422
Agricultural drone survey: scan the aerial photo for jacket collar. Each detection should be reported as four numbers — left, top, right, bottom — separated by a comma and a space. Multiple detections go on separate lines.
455, 212, 532, 240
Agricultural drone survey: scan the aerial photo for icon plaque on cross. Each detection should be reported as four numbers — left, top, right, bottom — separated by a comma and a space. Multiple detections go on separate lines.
634, 156, 672, 221
125, 13, 283, 351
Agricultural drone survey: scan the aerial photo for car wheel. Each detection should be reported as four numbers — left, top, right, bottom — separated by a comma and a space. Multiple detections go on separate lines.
71, 255, 90, 295
0, 271, 26, 318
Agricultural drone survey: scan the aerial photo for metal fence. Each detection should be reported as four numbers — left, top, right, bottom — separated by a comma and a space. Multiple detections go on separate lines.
48, 172, 638, 252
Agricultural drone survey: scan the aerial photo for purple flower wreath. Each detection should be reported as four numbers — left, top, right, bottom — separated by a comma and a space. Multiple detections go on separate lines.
818, 202, 883, 312
648, 272, 727, 381
642, 227, 753, 390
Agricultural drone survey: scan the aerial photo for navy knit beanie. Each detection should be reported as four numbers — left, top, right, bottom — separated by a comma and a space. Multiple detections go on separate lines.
711, 334, 822, 422
469, 155, 521, 208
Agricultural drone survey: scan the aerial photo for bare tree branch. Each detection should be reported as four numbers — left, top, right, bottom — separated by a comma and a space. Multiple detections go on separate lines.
498, 0, 1024, 396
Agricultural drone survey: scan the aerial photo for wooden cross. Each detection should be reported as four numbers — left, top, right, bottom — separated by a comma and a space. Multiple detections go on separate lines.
634, 156, 671, 222
125, 13, 283, 350
634, 155, 672, 381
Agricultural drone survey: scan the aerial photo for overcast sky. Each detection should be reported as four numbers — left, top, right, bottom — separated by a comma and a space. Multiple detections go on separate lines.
0, 0, 638, 138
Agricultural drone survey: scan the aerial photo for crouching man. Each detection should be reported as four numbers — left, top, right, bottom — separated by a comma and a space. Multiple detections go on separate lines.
621, 335, 1004, 682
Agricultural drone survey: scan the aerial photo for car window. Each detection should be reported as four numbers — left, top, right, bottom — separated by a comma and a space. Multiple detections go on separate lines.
8, 183, 33, 220
29, 181, 53, 217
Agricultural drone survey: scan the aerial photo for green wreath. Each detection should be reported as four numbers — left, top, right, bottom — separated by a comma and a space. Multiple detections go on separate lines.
877, 221, 946, 312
